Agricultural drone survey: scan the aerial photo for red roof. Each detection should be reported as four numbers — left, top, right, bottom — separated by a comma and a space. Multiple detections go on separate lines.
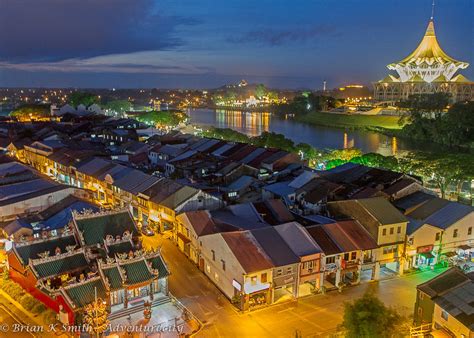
221, 231, 273, 273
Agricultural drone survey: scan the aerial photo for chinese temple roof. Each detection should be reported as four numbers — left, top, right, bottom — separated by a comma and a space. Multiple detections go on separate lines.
63, 277, 107, 309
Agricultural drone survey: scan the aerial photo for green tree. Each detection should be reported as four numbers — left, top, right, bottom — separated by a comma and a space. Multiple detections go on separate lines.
255, 84, 267, 99
254, 131, 295, 151
10, 104, 50, 121
406, 152, 474, 198
69, 92, 100, 107
103, 100, 132, 114
137, 110, 187, 127
340, 292, 403, 338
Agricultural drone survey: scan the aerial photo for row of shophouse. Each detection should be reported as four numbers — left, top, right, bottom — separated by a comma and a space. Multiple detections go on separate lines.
20, 140, 224, 232
172, 187, 473, 311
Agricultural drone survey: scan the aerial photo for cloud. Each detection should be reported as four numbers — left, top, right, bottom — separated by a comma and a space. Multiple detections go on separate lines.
0, 54, 213, 74
0, 0, 199, 62
227, 25, 339, 46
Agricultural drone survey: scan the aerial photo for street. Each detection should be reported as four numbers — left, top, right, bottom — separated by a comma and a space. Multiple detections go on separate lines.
0, 297, 41, 338
142, 234, 445, 338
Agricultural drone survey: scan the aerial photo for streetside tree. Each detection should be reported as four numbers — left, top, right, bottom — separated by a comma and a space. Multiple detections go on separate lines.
340, 292, 403, 338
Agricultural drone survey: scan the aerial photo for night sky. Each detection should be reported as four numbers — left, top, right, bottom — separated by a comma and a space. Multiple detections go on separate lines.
0, 0, 472, 89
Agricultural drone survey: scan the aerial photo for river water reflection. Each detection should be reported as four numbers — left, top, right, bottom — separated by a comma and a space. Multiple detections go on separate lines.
187, 108, 442, 156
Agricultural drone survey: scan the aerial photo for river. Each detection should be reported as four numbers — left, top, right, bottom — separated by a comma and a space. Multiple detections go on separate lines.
187, 108, 441, 156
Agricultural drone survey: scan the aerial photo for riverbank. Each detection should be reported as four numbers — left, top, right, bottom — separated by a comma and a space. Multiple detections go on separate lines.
295, 111, 403, 131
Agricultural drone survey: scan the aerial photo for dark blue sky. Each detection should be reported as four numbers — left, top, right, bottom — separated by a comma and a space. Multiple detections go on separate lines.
0, 0, 472, 89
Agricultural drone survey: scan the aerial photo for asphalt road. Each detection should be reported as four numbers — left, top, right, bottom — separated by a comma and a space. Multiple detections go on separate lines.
0, 303, 37, 338
143, 233, 446, 338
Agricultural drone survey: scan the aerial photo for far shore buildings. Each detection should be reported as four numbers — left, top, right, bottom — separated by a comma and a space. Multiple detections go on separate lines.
374, 18, 474, 102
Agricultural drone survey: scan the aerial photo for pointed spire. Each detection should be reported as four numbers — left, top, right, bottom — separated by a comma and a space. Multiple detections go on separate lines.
431, 0, 435, 20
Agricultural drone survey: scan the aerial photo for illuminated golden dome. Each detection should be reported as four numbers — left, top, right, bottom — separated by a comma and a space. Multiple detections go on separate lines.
387, 20, 469, 82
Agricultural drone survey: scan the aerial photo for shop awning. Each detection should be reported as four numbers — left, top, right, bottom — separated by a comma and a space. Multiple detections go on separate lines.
458, 244, 472, 251
177, 232, 191, 244
420, 252, 435, 259
441, 251, 457, 258
430, 328, 453, 338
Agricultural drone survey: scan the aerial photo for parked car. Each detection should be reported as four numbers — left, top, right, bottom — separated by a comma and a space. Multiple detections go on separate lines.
141, 226, 155, 236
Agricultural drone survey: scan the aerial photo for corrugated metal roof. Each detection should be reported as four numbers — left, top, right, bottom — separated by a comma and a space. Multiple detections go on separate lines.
425, 202, 473, 230
394, 191, 436, 213
305, 225, 342, 255
357, 197, 407, 225
274, 222, 322, 256
250, 227, 299, 266
221, 231, 274, 273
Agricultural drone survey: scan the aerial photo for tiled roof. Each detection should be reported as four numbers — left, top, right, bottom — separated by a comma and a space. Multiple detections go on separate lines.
15, 235, 78, 265
64, 278, 107, 309
121, 259, 154, 285
102, 266, 123, 291
74, 211, 138, 246
106, 240, 134, 257
32, 251, 88, 279
147, 255, 170, 279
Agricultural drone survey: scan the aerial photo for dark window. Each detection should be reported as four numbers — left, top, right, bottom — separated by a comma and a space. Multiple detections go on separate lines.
344, 253, 349, 261
211, 250, 215, 261
261, 273, 267, 283
435, 232, 441, 241
221, 259, 226, 271
397, 226, 401, 234
453, 229, 458, 238
468, 227, 472, 236
389, 227, 394, 235
351, 252, 357, 260
441, 310, 449, 321
382, 228, 387, 236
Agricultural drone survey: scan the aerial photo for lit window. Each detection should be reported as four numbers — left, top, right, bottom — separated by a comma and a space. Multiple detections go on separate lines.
206, 264, 210, 273
214, 273, 219, 281
250, 276, 257, 285
261, 273, 267, 283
